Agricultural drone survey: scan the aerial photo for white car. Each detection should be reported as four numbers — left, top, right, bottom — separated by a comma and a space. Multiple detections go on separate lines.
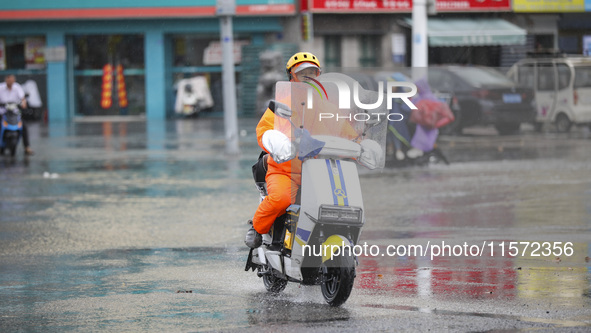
507, 56, 591, 132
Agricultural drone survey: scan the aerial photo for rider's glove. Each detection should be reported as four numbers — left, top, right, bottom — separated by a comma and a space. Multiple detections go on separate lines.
262, 130, 295, 164
358, 139, 383, 170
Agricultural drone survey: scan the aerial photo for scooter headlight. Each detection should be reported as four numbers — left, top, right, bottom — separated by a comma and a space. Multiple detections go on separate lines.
318, 205, 363, 224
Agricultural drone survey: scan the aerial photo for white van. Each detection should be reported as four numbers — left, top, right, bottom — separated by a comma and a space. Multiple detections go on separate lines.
507, 56, 591, 132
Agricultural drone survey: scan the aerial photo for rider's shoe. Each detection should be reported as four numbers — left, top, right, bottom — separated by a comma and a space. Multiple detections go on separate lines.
245, 226, 262, 249
25, 147, 34, 156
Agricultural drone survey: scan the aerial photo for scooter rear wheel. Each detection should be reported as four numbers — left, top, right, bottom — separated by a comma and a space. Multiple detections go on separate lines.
261, 266, 288, 293
321, 253, 355, 307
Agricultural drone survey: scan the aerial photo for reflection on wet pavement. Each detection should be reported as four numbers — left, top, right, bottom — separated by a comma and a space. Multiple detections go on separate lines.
356, 245, 590, 302
0, 119, 590, 331
2, 246, 589, 331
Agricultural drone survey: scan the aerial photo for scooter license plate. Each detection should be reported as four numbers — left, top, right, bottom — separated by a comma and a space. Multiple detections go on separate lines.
503, 94, 522, 104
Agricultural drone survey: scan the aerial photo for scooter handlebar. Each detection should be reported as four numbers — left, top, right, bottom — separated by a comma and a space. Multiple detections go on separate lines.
311, 135, 362, 160
0, 102, 22, 112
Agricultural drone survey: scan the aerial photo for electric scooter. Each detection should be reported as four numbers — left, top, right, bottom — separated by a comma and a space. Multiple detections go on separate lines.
245, 73, 388, 306
0, 103, 23, 157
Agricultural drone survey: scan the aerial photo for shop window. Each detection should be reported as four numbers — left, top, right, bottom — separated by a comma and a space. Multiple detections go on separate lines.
534, 34, 554, 51
74, 35, 144, 70
0, 36, 46, 70
172, 35, 249, 67
324, 35, 341, 69
170, 35, 249, 115
173, 36, 216, 67
5, 40, 25, 69
558, 36, 578, 54
359, 35, 380, 68
73, 35, 145, 116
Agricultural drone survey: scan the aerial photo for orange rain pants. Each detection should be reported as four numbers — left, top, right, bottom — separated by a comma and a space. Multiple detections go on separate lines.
252, 172, 299, 234
252, 106, 301, 234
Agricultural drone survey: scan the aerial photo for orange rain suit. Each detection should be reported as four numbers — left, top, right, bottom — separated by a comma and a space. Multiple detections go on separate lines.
252, 95, 358, 234
252, 107, 300, 234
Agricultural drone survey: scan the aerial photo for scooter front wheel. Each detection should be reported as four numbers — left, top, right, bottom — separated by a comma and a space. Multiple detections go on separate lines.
261, 266, 288, 293
321, 253, 356, 307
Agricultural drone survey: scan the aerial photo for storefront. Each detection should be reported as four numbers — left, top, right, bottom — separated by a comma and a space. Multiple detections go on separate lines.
303, 0, 526, 69
0, 35, 48, 120
512, 0, 591, 56
558, 13, 591, 55
0, 1, 297, 122
402, 16, 527, 67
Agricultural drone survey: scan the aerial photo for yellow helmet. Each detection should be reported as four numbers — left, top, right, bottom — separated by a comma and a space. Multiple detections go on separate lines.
285, 52, 321, 72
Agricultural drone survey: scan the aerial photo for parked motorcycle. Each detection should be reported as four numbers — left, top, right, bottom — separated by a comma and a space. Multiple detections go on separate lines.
245, 73, 388, 306
0, 103, 23, 157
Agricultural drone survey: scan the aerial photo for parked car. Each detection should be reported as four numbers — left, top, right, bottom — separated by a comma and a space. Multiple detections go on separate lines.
506, 55, 591, 132
425, 66, 536, 135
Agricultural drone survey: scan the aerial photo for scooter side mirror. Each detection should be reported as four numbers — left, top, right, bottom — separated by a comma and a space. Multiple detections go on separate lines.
268, 100, 292, 119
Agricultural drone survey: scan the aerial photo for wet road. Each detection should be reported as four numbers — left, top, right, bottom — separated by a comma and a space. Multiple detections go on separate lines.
1, 119, 590, 332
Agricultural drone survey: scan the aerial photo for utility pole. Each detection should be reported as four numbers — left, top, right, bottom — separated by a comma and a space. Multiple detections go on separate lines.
217, 0, 240, 155
412, 0, 428, 69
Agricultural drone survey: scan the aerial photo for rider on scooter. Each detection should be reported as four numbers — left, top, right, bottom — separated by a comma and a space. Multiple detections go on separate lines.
0, 75, 34, 155
245, 52, 322, 248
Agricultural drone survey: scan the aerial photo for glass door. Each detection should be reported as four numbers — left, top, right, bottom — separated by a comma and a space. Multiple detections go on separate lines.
73, 35, 145, 116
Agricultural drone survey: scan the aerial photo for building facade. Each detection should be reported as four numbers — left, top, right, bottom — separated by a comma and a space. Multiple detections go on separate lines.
300, 0, 591, 70
1, 0, 590, 122
0, 0, 299, 121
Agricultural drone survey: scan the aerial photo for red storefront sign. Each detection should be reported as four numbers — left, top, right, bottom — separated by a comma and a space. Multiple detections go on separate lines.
308, 0, 511, 12
437, 0, 511, 11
